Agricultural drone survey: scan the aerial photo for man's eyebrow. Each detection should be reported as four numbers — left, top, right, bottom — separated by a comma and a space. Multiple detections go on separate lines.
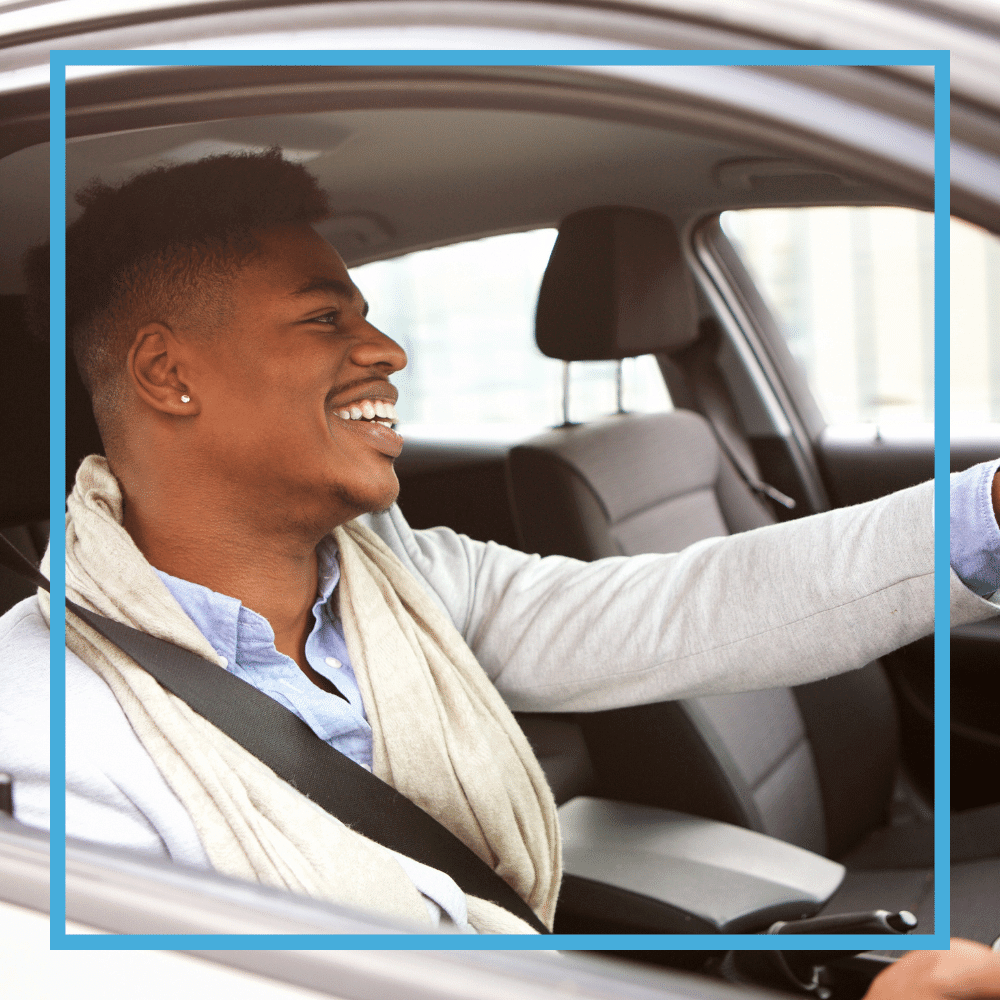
291, 277, 370, 315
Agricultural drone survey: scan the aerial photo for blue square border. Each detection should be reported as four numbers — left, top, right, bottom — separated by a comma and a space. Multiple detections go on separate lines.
48, 47, 952, 954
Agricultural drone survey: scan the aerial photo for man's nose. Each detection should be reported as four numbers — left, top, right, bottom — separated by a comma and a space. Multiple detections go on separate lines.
350, 320, 407, 374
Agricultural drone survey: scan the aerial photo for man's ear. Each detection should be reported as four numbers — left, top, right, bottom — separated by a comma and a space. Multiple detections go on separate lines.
127, 322, 200, 415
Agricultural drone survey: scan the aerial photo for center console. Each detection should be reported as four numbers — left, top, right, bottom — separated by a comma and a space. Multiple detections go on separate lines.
556, 796, 846, 935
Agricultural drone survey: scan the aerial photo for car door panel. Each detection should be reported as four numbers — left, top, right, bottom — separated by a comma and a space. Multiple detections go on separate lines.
817, 425, 1000, 508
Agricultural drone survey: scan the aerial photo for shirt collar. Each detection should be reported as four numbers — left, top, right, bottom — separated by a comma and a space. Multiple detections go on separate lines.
153, 536, 342, 664
315, 535, 342, 603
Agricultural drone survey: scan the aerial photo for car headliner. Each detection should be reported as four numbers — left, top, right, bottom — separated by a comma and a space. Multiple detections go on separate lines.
0, 77, 933, 294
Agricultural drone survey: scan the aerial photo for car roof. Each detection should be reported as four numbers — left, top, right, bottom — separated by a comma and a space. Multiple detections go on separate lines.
1, 0, 999, 105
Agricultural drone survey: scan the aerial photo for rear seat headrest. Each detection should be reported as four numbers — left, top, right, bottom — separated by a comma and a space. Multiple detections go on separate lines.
535, 206, 698, 361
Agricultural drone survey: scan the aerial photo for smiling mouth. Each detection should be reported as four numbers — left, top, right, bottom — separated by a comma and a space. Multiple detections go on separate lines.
332, 399, 399, 428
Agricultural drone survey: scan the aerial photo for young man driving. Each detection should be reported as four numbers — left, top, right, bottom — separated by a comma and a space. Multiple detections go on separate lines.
2, 151, 999, 988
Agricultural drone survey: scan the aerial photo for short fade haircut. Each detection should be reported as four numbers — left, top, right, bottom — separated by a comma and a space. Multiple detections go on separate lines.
23, 147, 331, 439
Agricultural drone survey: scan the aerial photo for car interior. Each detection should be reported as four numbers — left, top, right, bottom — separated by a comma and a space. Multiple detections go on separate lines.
1, 62, 999, 991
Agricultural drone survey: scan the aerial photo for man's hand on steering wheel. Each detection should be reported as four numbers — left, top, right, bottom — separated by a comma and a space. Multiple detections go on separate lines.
864, 939, 1000, 999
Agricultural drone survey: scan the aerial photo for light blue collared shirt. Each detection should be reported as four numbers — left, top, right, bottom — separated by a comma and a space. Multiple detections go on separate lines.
951, 457, 1000, 600
154, 536, 374, 770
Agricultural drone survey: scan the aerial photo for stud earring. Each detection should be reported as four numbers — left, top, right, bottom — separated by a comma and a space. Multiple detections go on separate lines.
180, 394, 191, 403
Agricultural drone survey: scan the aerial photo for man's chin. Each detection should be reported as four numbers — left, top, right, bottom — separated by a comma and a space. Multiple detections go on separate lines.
332, 480, 400, 520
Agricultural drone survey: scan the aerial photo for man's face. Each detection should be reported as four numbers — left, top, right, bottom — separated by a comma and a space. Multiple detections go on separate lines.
179, 222, 407, 529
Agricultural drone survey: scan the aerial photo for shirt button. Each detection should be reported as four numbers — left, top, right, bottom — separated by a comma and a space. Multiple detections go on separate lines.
217, 654, 229, 668
325, 656, 342, 669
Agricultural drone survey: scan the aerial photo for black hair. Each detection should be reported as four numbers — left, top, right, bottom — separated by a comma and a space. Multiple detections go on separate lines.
22, 147, 331, 435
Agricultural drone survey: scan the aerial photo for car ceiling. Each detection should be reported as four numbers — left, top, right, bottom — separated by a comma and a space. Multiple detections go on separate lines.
0, 96, 919, 294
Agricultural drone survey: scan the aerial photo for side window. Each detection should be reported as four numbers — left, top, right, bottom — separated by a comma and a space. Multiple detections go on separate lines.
720, 207, 1000, 428
352, 229, 671, 437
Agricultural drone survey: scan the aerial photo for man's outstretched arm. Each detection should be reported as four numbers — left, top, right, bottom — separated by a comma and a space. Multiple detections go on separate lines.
371, 464, 1000, 713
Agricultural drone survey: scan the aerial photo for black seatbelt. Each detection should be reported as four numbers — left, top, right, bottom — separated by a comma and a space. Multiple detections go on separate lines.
0, 535, 549, 933
669, 319, 796, 512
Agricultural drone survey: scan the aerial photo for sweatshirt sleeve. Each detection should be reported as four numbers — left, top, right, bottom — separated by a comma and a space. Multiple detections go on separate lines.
371, 478, 999, 713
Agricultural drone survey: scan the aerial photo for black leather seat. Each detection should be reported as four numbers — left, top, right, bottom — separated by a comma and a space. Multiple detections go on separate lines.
507, 206, 1000, 942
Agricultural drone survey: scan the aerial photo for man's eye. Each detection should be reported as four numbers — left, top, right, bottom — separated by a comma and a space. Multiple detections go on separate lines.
311, 310, 340, 325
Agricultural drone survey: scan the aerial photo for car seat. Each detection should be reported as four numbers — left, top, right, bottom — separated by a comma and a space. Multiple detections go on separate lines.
506, 206, 1000, 941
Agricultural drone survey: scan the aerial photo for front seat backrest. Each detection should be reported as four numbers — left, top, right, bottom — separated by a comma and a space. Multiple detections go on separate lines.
509, 207, 898, 859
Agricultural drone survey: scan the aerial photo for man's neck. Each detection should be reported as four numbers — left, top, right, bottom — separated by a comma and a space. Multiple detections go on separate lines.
121, 485, 327, 671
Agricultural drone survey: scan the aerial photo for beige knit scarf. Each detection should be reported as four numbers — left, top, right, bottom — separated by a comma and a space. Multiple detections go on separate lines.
42, 456, 560, 933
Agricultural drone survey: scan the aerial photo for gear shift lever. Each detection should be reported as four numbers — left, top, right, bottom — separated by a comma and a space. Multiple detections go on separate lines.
726, 910, 918, 997
768, 908, 918, 937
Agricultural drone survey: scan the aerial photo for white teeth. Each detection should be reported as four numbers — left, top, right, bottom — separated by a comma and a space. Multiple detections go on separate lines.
335, 399, 398, 422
